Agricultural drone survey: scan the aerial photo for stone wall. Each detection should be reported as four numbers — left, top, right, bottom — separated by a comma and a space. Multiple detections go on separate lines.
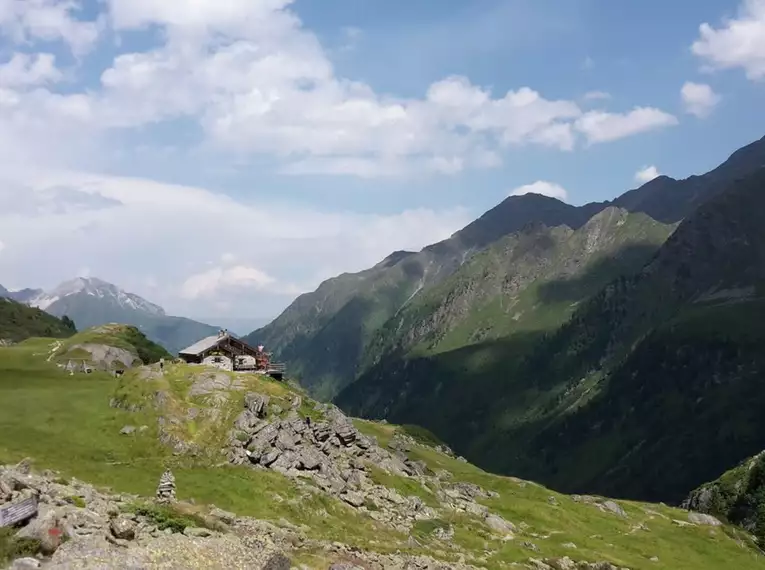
202, 354, 233, 371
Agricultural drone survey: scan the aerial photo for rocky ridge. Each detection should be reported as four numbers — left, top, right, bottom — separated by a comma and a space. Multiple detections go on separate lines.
0, 459, 631, 570
225, 392, 517, 535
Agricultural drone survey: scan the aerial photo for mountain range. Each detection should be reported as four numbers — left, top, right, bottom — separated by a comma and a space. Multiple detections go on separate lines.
0, 277, 220, 354
245, 133, 765, 504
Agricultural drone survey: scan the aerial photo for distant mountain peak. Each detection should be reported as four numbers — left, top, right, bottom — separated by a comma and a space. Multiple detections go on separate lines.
30, 277, 166, 316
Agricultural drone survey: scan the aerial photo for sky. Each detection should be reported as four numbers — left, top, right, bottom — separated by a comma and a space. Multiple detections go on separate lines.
0, 0, 763, 321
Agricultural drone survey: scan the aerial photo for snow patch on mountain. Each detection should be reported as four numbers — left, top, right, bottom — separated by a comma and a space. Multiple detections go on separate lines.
27, 278, 166, 316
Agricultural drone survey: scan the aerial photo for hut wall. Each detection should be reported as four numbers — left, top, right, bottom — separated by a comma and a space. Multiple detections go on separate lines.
202, 354, 233, 371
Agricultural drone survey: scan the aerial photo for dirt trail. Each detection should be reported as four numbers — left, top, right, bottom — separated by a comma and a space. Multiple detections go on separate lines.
47, 340, 62, 362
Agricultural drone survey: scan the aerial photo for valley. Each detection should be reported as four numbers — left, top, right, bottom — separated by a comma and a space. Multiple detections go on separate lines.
244, 134, 765, 514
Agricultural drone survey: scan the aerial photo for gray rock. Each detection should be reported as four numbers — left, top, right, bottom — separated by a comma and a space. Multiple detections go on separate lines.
485, 514, 516, 534
183, 526, 213, 537
234, 410, 259, 432
341, 491, 365, 507
11, 558, 41, 569
209, 507, 237, 525
260, 449, 282, 467
109, 516, 137, 540
119, 426, 136, 435
297, 447, 325, 471
270, 450, 300, 473
464, 502, 489, 518
602, 501, 627, 517
329, 563, 363, 570
406, 459, 428, 476
312, 422, 332, 442
688, 512, 722, 526
16, 504, 65, 554
275, 430, 298, 451
245, 392, 270, 417
263, 552, 292, 570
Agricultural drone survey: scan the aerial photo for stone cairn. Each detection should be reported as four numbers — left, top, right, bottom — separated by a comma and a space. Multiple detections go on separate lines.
156, 469, 176, 503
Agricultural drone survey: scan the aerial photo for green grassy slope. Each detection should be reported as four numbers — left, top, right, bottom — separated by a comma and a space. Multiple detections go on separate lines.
360, 208, 674, 367
337, 209, 675, 458
55, 323, 172, 365
0, 339, 761, 569
245, 195, 606, 400
0, 297, 77, 342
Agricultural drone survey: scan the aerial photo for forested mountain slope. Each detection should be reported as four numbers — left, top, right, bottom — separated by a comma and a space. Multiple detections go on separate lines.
339, 167, 765, 504
247, 135, 765, 401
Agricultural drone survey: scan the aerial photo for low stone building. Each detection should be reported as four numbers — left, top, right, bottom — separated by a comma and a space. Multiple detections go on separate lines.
178, 330, 285, 379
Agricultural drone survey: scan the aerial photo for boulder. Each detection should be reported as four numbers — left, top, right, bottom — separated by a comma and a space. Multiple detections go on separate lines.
244, 393, 270, 418
10, 558, 41, 569
602, 501, 627, 517
341, 492, 365, 507
485, 514, 516, 534
183, 526, 213, 538
687, 512, 722, 526
260, 449, 283, 467
109, 516, 137, 540
209, 507, 237, 525
16, 504, 66, 554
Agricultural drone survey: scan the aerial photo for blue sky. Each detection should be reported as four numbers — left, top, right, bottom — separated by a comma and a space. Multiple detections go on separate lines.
0, 0, 763, 320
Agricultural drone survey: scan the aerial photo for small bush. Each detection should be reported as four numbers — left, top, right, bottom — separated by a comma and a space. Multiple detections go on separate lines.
124, 502, 225, 533
66, 496, 86, 508
0, 527, 41, 566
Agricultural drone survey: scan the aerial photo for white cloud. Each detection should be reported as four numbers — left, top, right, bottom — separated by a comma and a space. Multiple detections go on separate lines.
181, 265, 280, 300
0, 53, 62, 87
0, 239, 5, 253
0, 0, 688, 318
575, 107, 679, 144
681, 82, 721, 118
692, 0, 765, 80
0, 171, 471, 316
635, 165, 660, 183
0, 0, 102, 55
584, 91, 611, 101
0, 0, 680, 181
509, 181, 568, 202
